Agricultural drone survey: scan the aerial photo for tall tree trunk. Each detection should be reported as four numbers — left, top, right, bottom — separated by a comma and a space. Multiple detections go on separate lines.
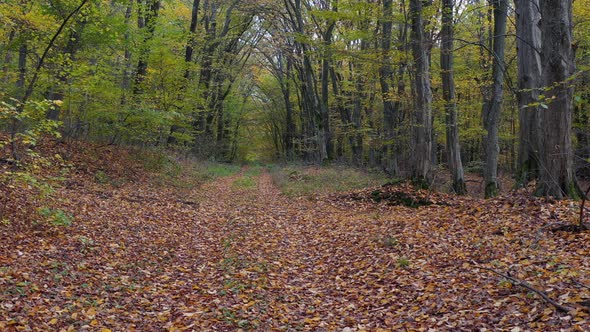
320, 4, 336, 161
133, 0, 160, 96
184, 0, 200, 79
515, 0, 542, 185
483, 0, 507, 198
536, 0, 578, 198
440, 0, 466, 194
121, 0, 133, 106
409, 0, 433, 183
287, 0, 323, 162
379, 0, 399, 176
17, 43, 26, 96
168, 0, 200, 145
284, 56, 296, 160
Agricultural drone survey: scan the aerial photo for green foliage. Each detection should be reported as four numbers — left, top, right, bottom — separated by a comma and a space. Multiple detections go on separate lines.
0, 0, 587, 194
206, 163, 241, 178
270, 165, 388, 196
397, 257, 410, 268
77, 235, 95, 252
0, 99, 62, 195
382, 235, 399, 248
94, 170, 109, 184
232, 175, 256, 190
0, 99, 61, 151
38, 207, 73, 226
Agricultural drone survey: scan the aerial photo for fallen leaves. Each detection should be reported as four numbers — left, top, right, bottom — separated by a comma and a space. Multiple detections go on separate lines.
0, 142, 589, 330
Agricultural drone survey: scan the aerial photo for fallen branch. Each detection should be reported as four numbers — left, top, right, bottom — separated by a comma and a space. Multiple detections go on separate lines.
572, 279, 590, 291
478, 265, 574, 313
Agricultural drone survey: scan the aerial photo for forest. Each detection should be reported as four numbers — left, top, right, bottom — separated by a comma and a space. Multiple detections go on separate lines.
1, 0, 589, 197
1, 0, 590, 330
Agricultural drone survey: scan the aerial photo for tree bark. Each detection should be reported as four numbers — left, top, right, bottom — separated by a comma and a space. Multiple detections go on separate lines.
320, 1, 336, 161
379, 0, 399, 176
284, 56, 296, 160
536, 0, 578, 198
133, 0, 161, 96
285, 0, 324, 162
483, 0, 507, 198
184, 0, 200, 79
515, 0, 542, 185
440, 0, 466, 194
409, 0, 433, 183
120, 0, 134, 106
17, 43, 26, 96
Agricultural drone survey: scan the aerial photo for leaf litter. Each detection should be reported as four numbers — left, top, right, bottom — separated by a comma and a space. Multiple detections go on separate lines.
0, 143, 589, 331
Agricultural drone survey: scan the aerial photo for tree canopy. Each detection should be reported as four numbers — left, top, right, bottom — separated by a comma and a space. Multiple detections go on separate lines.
1, 0, 590, 198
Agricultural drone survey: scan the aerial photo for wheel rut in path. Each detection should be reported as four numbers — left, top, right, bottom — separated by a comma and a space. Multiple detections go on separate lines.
198, 171, 406, 330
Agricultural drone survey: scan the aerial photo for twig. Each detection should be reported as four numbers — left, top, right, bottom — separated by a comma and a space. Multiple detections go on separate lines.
572, 279, 590, 291
478, 265, 574, 313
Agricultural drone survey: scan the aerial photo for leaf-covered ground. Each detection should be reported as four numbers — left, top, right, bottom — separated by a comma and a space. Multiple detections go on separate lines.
1, 145, 589, 331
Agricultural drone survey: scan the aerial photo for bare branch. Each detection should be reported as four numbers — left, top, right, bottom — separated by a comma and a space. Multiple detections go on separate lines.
478, 265, 574, 313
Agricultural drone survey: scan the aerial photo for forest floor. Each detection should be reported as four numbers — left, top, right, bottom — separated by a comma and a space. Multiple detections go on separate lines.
1, 142, 590, 331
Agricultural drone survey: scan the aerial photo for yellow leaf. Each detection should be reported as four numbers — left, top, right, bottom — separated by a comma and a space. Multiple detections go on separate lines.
303, 317, 322, 324
86, 307, 97, 319
100, 329, 112, 332
48, 318, 58, 325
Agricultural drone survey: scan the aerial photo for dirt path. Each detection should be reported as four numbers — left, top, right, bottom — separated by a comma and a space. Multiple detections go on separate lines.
177, 171, 589, 331
1, 169, 589, 331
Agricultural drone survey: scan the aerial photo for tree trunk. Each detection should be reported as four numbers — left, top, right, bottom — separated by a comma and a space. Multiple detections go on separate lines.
483, 0, 507, 198
536, 0, 578, 198
515, 0, 542, 185
17, 43, 26, 96
184, 0, 200, 79
409, 0, 433, 183
441, 0, 466, 194
120, 0, 133, 106
320, 9, 335, 161
284, 56, 296, 160
379, 0, 399, 176
133, 0, 161, 96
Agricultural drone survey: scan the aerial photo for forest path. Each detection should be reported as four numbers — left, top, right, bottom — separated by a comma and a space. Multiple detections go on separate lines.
182, 169, 500, 330
2, 166, 589, 331
185, 169, 590, 331
195, 170, 403, 330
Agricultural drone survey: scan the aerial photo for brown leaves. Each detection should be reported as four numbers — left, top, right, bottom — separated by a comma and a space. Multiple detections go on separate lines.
1, 143, 589, 330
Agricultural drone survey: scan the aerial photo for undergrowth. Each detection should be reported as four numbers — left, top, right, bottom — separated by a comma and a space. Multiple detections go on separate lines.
269, 165, 388, 196
131, 149, 241, 189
